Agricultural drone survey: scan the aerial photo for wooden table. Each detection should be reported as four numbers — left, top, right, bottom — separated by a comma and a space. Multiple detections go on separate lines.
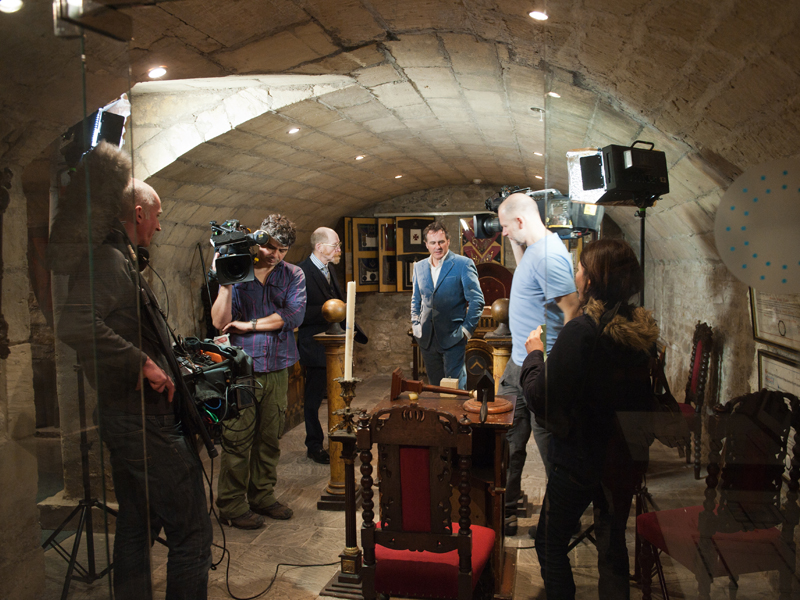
370, 391, 517, 599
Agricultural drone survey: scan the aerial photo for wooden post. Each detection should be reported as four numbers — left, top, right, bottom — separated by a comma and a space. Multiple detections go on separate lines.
484, 335, 512, 393
314, 332, 348, 509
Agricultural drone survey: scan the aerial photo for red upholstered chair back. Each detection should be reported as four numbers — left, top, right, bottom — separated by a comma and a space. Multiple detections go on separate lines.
357, 404, 493, 600
679, 322, 714, 479
362, 404, 472, 538
684, 322, 713, 406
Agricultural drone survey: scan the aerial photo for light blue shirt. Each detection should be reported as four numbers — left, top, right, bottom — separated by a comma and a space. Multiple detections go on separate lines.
309, 252, 328, 281
509, 233, 576, 364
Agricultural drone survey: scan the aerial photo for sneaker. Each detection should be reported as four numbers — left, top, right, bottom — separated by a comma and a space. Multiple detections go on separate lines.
253, 500, 293, 520
220, 509, 265, 530
307, 448, 330, 464
504, 514, 518, 536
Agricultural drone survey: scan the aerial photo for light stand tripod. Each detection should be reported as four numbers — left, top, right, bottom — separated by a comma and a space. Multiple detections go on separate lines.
42, 364, 117, 600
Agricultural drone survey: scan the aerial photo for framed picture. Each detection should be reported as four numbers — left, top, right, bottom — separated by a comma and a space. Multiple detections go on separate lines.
750, 288, 800, 353
378, 217, 397, 292
395, 217, 434, 292
460, 217, 503, 265
343, 217, 353, 284
351, 217, 379, 292
757, 350, 800, 396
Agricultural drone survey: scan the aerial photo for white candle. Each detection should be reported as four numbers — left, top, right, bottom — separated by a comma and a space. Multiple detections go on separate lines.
343, 281, 356, 380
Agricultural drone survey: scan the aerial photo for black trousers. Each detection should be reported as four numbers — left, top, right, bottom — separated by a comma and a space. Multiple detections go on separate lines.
303, 365, 327, 452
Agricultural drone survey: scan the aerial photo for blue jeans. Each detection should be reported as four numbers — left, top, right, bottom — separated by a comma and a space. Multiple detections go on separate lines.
100, 409, 212, 600
536, 464, 636, 600
498, 359, 552, 514
418, 333, 467, 389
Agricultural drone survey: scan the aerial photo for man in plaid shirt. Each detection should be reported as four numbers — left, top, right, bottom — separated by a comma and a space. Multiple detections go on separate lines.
211, 214, 307, 529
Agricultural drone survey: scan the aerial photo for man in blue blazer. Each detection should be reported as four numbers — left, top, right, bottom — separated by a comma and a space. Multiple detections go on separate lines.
411, 221, 484, 389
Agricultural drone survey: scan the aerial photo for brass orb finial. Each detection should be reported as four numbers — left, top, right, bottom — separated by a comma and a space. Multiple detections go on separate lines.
491, 297, 509, 324
486, 297, 511, 338
322, 298, 346, 323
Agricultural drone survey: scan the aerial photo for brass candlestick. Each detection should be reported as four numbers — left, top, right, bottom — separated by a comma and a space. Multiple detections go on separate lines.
321, 376, 365, 598
331, 377, 364, 435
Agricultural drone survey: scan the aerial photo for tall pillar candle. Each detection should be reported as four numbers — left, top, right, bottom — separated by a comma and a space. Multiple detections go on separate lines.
343, 281, 356, 380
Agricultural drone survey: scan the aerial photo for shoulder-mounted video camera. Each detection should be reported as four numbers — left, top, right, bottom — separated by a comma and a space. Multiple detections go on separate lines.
176, 337, 255, 441
210, 219, 270, 285
472, 185, 604, 240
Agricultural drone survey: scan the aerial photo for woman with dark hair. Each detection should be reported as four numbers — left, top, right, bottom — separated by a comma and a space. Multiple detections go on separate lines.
521, 238, 659, 600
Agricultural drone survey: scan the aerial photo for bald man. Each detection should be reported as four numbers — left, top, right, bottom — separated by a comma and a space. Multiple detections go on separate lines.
497, 193, 580, 536
58, 166, 212, 599
297, 227, 367, 463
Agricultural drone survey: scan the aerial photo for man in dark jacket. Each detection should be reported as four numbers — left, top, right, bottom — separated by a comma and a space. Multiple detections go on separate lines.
297, 227, 367, 463
57, 144, 212, 600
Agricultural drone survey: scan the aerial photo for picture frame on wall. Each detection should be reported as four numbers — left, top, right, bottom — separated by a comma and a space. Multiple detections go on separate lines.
757, 350, 800, 396
351, 217, 380, 292
460, 217, 503, 265
378, 217, 397, 292
750, 288, 800, 353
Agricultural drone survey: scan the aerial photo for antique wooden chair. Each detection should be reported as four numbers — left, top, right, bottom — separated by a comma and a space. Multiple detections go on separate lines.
680, 322, 713, 479
357, 404, 496, 600
637, 389, 800, 600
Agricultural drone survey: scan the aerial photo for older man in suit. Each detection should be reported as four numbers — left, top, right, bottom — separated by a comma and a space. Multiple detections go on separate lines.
298, 227, 367, 463
411, 221, 484, 390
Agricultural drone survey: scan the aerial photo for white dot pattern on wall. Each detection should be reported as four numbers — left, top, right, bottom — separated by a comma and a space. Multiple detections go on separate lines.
715, 157, 800, 294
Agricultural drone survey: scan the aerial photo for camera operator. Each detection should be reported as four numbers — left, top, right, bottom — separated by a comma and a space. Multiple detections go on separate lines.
55, 143, 212, 600
211, 214, 306, 529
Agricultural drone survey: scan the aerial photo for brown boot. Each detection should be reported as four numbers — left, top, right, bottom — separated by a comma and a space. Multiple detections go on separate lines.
253, 500, 293, 520
221, 509, 265, 529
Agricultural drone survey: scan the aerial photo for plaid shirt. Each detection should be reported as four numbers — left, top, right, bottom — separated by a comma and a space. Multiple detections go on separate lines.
230, 261, 306, 373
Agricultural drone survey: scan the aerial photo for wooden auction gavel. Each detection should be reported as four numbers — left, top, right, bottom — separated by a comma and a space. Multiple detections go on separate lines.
390, 367, 473, 401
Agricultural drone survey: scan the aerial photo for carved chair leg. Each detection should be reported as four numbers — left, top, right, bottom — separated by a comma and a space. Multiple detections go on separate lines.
685, 437, 692, 465
693, 424, 702, 480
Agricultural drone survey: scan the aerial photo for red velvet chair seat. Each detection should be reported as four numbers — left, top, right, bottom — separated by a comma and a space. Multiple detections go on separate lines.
679, 402, 696, 427
374, 524, 496, 599
637, 505, 790, 578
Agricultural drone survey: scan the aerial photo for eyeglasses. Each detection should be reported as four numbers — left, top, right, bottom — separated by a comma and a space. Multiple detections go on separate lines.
321, 242, 342, 249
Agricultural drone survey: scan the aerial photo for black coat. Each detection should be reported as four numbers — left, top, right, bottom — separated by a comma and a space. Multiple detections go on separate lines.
297, 257, 367, 368
520, 299, 659, 485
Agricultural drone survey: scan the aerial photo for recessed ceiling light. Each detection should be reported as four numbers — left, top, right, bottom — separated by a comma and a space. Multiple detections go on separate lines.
535, 175, 543, 180
355, 155, 365, 161
147, 66, 167, 79
395, 175, 403, 179
288, 127, 300, 134
534, 152, 543, 156
528, 11, 548, 21
547, 91, 561, 98
0, 0, 23, 13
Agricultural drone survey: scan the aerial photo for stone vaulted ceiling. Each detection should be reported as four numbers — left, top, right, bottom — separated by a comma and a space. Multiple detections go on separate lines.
3, 0, 799, 260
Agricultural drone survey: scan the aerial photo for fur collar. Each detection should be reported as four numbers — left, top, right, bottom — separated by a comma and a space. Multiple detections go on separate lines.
583, 298, 659, 353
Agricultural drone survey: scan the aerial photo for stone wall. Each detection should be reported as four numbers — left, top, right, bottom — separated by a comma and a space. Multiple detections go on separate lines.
0, 167, 45, 600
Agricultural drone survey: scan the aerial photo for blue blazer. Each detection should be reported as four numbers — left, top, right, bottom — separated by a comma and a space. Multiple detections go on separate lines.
411, 252, 484, 350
